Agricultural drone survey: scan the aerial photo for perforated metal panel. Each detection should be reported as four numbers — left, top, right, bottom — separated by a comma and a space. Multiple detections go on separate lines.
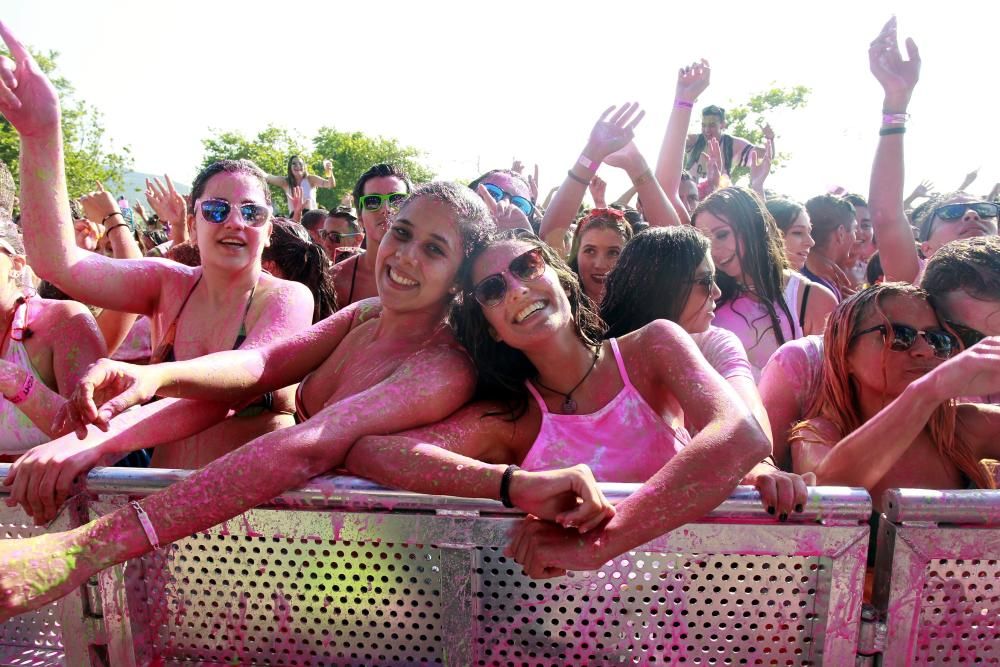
913, 558, 1000, 664
0, 505, 65, 667
473, 548, 826, 665
130, 531, 446, 666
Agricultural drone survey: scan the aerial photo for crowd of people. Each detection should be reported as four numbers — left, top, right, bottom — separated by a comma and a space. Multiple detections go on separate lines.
0, 16, 998, 620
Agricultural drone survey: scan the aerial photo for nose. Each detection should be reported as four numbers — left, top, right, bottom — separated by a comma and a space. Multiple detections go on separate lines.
710, 281, 722, 301
962, 209, 982, 222
909, 333, 937, 359
505, 274, 531, 303
805, 233, 816, 248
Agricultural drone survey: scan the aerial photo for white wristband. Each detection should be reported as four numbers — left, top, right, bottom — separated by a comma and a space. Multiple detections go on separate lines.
577, 154, 598, 172
130, 500, 161, 550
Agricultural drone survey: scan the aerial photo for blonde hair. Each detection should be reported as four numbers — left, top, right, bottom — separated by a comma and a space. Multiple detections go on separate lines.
793, 282, 995, 489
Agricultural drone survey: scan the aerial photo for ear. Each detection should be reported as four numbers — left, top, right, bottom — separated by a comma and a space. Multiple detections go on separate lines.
488, 325, 502, 342
263, 220, 273, 248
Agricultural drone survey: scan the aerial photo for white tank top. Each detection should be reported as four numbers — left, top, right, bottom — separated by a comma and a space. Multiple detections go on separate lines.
1, 300, 49, 453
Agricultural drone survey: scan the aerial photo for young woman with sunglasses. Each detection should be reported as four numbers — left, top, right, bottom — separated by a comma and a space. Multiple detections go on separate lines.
342, 230, 771, 578
265, 155, 336, 213
693, 187, 837, 380
0, 30, 315, 476
330, 163, 412, 307
790, 282, 1000, 508
599, 225, 812, 517
0, 224, 107, 457
867, 19, 998, 285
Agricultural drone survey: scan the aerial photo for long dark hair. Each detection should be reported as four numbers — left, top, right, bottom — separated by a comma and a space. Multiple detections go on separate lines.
567, 209, 633, 290
263, 218, 337, 322
450, 230, 606, 419
693, 187, 794, 346
285, 155, 303, 190
602, 226, 710, 336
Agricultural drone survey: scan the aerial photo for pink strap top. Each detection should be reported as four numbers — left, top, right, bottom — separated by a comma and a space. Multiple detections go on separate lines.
520, 338, 691, 483
1, 299, 48, 453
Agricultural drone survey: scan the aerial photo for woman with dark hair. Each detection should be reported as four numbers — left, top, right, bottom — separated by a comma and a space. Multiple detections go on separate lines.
790, 283, 1000, 509
265, 155, 336, 213
342, 229, 772, 577
600, 226, 812, 512
263, 218, 338, 322
693, 187, 836, 379
766, 198, 815, 272
567, 207, 633, 304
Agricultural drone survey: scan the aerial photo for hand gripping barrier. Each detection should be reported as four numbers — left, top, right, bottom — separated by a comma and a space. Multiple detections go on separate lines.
0, 466, 873, 666
871, 488, 1000, 666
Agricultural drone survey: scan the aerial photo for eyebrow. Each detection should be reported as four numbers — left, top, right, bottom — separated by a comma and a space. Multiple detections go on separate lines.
395, 218, 453, 249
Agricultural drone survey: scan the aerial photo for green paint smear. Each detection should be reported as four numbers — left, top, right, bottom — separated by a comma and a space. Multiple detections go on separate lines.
29, 544, 82, 597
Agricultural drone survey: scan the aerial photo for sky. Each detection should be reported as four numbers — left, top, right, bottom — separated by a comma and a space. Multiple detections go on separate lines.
5, 1, 998, 203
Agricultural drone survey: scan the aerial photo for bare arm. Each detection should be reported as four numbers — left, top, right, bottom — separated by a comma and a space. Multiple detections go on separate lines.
306, 160, 336, 189
868, 18, 922, 283
655, 61, 711, 226
539, 103, 645, 254
605, 142, 680, 228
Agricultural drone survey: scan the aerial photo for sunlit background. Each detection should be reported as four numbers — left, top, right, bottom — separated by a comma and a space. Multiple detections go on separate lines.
5, 0, 995, 203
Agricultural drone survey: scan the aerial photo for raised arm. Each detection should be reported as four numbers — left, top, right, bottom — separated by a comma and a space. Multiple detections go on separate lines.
538, 103, 645, 255
867, 17, 922, 283
605, 141, 680, 227
0, 36, 172, 316
306, 159, 336, 189
508, 320, 771, 576
655, 60, 711, 226
145, 176, 188, 246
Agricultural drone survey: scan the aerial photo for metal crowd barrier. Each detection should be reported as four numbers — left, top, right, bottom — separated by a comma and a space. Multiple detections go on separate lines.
0, 466, 874, 666
870, 489, 1000, 666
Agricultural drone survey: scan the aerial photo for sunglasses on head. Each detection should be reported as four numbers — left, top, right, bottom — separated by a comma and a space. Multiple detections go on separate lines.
359, 192, 408, 212
851, 322, 958, 359
482, 183, 535, 217
472, 246, 547, 308
319, 230, 363, 243
945, 320, 986, 349
199, 199, 270, 227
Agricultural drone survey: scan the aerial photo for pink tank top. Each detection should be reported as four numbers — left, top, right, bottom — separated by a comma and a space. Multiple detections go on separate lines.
520, 338, 691, 482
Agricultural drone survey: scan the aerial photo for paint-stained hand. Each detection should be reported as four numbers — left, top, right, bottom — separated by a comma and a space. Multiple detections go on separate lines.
747, 467, 815, 520
3, 436, 103, 525
0, 22, 61, 137
508, 464, 615, 533
53, 358, 163, 437
506, 516, 612, 579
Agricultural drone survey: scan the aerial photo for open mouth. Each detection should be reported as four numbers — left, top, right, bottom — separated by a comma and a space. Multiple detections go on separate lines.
590, 273, 608, 284
514, 300, 546, 323
219, 238, 246, 248
387, 266, 418, 288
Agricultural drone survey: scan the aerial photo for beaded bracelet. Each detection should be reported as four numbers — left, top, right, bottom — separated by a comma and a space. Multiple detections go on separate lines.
104, 222, 131, 235
631, 168, 654, 187
500, 464, 520, 508
879, 127, 906, 136
567, 169, 591, 186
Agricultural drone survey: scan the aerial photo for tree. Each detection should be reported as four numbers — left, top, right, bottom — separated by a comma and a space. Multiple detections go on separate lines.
200, 126, 311, 214
0, 48, 132, 200
310, 128, 435, 210
725, 85, 810, 183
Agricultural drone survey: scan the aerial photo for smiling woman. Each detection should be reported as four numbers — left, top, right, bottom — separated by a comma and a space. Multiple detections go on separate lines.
568, 208, 633, 305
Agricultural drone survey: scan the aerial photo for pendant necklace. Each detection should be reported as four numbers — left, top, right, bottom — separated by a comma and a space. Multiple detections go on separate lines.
534, 345, 600, 414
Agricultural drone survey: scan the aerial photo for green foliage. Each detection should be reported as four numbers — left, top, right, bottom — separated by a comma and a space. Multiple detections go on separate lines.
198, 125, 436, 215
0, 48, 132, 200
726, 85, 810, 182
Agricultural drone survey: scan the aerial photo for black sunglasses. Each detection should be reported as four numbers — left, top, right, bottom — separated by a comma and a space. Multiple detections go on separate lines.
686, 272, 717, 290
319, 230, 363, 243
945, 320, 986, 349
199, 199, 270, 227
472, 247, 546, 308
922, 202, 1000, 240
850, 322, 958, 359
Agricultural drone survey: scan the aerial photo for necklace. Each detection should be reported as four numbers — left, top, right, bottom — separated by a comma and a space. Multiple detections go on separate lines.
534, 345, 600, 414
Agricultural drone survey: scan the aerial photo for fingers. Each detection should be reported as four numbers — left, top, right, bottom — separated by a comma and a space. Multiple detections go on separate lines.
0, 21, 32, 63
596, 104, 616, 123
623, 108, 646, 132
0, 56, 17, 93
476, 184, 498, 215
165, 174, 178, 196
772, 475, 796, 519
756, 474, 777, 515
790, 475, 809, 515
904, 37, 920, 64
803, 472, 817, 486
95, 180, 105, 193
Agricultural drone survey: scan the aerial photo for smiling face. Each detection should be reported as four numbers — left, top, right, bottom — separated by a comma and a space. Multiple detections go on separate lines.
695, 211, 742, 279
922, 195, 1000, 258
701, 114, 724, 140
575, 226, 626, 302
781, 210, 815, 270
847, 294, 947, 397
472, 239, 572, 350
321, 215, 363, 257
289, 157, 306, 181
677, 256, 721, 334
360, 175, 409, 248
193, 171, 272, 272
374, 196, 464, 313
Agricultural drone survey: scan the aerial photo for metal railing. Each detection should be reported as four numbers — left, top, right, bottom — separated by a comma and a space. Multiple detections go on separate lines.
2, 466, 877, 665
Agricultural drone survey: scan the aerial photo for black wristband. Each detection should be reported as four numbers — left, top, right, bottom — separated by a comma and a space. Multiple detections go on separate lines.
879, 126, 906, 136
566, 169, 590, 186
101, 211, 123, 226
500, 464, 520, 508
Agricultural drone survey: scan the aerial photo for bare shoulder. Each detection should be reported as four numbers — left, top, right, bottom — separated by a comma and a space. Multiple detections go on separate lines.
28, 297, 100, 340
957, 403, 1000, 458
329, 254, 359, 279
790, 416, 841, 447
623, 318, 695, 356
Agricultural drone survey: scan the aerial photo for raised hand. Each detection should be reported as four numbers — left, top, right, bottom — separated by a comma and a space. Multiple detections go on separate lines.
749, 140, 774, 191
869, 17, 920, 104
145, 175, 186, 226
0, 22, 61, 138
528, 164, 539, 202
910, 179, 935, 200
133, 200, 147, 221
958, 168, 980, 193
289, 185, 305, 219
675, 59, 711, 103
78, 180, 119, 225
762, 123, 775, 143
588, 174, 608, 208
583, 103, 646, 164
510, 159, 525, 175
476, 184, 531, 232
927, 336, 1000, 401
52, 358, 164, 438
